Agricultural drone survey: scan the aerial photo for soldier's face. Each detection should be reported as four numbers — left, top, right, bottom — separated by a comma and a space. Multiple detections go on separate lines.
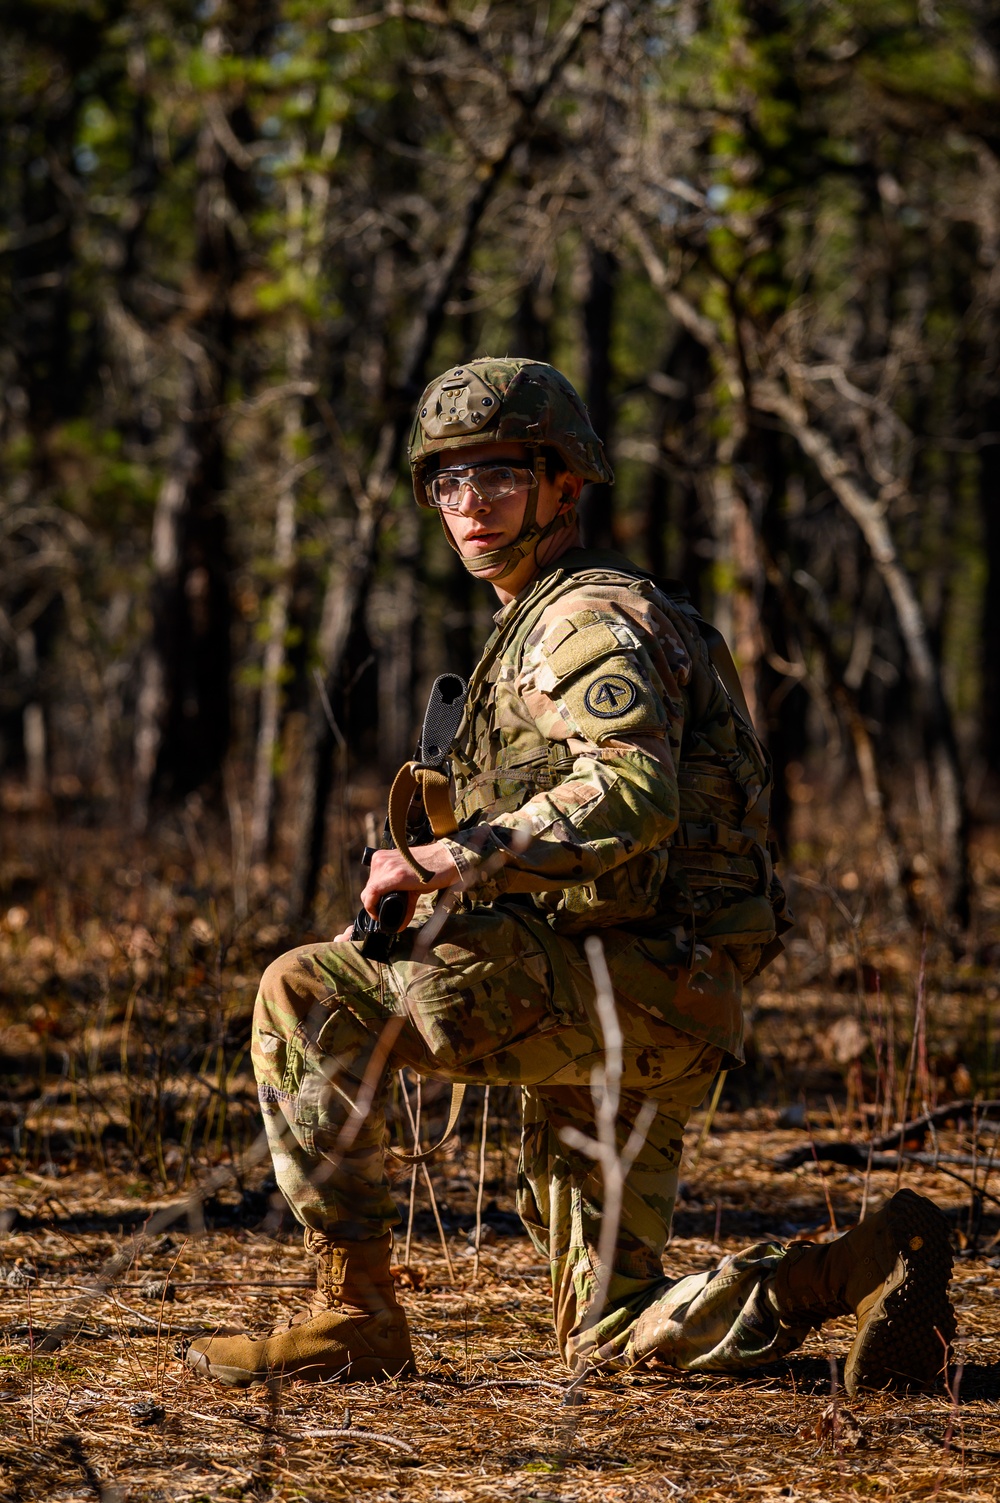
433, 440, 581, 580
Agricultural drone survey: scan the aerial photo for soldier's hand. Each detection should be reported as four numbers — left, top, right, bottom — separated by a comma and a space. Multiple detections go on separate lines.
360, 843, 460, 919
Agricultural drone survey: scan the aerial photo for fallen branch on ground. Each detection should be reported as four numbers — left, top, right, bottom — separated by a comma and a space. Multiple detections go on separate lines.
775, 1145, 997, 1173
773, 1145, 1000, 1212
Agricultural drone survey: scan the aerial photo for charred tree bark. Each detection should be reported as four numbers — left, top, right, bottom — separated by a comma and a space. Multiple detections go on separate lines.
290, 507, 380, 922
642, 335, 703, 580
133, 362, 232, 823
514, 264, 553, 364
250, 328, 306, 864
3, 21, 94, 804
8, 34, 84, 443
371, 508, 421, 778
980, 402, 1000, 785
577, 244, 616, 549
751, 426, 808, 849
132, 104, 251, 825
713, 469, 765, 732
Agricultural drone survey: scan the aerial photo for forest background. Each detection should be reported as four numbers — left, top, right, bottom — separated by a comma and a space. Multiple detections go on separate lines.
2, 0, 1000, 1106
5, 7, 1000, 1497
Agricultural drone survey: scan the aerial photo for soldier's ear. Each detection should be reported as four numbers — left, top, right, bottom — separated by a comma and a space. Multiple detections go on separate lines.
561, 473, 584, 503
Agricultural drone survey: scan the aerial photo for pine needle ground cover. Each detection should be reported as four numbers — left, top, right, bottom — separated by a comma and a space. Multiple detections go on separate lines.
2, 811, 1000, 1501
3, 1156, 1000, 1502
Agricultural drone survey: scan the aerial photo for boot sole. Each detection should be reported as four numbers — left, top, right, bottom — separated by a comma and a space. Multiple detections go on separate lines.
186, 1346, 417, 1388
845, 1190, 955, 1396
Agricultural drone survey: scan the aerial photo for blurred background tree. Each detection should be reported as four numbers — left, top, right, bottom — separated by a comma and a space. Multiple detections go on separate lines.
1, 0, 997, 937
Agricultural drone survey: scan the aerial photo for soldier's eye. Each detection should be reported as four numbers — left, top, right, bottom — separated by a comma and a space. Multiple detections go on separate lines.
428, 463, 532, 509
477, 467, 516, 494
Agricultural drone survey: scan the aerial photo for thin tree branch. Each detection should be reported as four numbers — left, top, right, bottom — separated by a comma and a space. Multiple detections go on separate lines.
751, 381, 937, 694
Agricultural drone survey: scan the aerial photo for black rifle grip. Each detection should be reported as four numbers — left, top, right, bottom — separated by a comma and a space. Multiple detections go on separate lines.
350, 881, 410, 961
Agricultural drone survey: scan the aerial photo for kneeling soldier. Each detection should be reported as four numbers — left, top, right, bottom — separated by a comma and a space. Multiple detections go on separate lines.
186, 358, 955, 1394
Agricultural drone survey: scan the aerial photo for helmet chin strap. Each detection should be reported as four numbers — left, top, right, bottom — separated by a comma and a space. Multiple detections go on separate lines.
442, 462, 575, 582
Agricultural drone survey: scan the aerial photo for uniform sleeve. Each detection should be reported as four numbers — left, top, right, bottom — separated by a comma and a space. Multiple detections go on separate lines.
441, 595, 691, 895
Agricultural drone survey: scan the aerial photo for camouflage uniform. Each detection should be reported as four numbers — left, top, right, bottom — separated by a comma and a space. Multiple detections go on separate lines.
253, 546, 806, 1372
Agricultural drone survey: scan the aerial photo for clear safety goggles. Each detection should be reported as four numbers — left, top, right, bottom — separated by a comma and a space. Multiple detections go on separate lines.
427, 462, 533, 512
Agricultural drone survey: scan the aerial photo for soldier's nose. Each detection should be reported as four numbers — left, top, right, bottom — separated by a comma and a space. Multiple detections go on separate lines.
457, 481, 489, 515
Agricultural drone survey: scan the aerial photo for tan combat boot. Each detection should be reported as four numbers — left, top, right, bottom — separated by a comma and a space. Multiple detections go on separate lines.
184, 1231, 416, 1388
772, 1188, 955, 1396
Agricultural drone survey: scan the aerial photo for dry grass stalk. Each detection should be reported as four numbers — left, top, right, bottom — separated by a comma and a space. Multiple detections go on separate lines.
559, 936, 656, 1358
25, 1282, 35, 1444
691, 1069, 727, 1170
398, 1072, 455, 1282
472, 1084, 490, 1282
896, 937, 928, 1189
403, 1071, 421, 1267
803, 1104, 839, 1233
977, 1108, 1000, 1214
934, 1331, 966, 1498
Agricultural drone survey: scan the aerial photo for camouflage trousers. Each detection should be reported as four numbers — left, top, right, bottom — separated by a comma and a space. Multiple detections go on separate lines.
251, 903, 808, 1372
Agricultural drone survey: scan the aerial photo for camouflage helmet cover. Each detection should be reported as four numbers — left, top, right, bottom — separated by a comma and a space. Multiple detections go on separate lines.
408, 356, 613, 505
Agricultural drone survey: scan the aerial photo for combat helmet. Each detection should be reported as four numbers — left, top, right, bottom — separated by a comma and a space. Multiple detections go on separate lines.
408, 357, 613, 580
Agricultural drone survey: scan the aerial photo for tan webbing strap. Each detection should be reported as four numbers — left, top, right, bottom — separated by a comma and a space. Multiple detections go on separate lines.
387, 762, 432, 880
389, 1082, 467, 1164
417, 766, 459, 837
387, 762, 459, 880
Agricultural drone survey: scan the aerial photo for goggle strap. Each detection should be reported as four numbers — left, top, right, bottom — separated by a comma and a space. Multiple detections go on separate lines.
461, 487, 575, 581
434, 453, 573, 582
463, 466, 540, 579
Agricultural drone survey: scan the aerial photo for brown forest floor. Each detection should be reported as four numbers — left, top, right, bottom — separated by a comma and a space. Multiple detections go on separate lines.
2, 799, 1000, 1501
4, 1141, 1000, 1501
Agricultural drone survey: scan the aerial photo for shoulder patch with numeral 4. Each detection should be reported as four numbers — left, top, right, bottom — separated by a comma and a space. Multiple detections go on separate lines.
584, 675, 638, 719
559, 654, 666, 742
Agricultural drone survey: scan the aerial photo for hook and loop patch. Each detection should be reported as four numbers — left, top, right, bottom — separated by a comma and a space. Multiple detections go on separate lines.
583, 674, 639, 719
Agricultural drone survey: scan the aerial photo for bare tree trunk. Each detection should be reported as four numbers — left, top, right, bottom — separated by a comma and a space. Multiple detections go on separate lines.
132, 92, 253, 826
763, 555, 909, 913
132, 381, 225, 829
642, 334, 712, 590
132, 336, 233, 826
704, 367, 765, 730
514, 263, 554, 363
710, 461, 765, 731
753, 379, 971, 927
250, 326, 306, 863
980, 403, 1000, 784
249, 133, 335, 863
578, 243, 616, 550
130, 7, 276, 827
16, 630, 46, 802
290, 508, 379, 921
371, 507, 421, 779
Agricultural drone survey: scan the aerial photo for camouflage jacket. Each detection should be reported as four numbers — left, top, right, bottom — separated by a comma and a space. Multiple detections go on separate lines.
441, 550, 789, 982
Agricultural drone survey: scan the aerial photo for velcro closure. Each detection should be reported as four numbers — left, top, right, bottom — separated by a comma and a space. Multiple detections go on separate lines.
540, 617, 576, 654
543, 620, 620, 682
